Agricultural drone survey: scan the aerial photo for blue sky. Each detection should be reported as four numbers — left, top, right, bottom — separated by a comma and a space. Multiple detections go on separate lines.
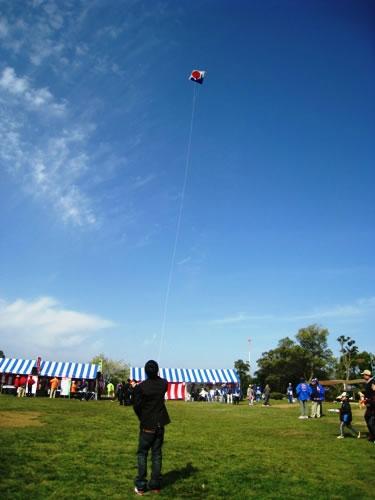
0, 0, 374, 370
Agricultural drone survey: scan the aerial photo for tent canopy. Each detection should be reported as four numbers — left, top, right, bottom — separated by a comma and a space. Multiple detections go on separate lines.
0, 358, 35, 375
0, 358, 98, 379
39, 360, 98, 379
130, 367, 240, 384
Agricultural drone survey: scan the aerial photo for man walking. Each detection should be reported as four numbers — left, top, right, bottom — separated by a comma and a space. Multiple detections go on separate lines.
133, 360, 170, 495
361, 369, 375, 442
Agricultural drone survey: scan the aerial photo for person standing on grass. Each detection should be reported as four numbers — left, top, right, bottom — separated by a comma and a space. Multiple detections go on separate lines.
49, 376, 59, 398
247, 384, 255, 406
256, 385, 262, 402
296, 378, 311, 419
133, 360, 170, 496
263, 384, 271, 406
107, 381, 114, 398
286, 383, 294, 404
317, 378, 325, 417
337, 393, 360, 439
15, 375, 21, 396
310, 379, 321, 418
361, 369, 375, 443
70, 380, 77, 398
26, 375, 35, 397
18, 375, 27, 397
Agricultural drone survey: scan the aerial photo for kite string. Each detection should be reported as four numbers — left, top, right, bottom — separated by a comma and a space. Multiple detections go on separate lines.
157, 85, 198, 362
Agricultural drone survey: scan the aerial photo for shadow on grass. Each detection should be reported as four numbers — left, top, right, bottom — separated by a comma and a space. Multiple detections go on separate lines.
163, 462, 198, 487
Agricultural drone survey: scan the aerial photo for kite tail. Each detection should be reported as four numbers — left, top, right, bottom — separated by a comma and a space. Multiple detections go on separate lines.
157, 84, 198, 362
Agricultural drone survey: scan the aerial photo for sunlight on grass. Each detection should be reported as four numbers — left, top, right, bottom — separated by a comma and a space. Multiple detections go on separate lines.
0, 396, 373, 499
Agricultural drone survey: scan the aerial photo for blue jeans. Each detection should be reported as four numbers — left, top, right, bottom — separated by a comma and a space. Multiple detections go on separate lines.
135, 427, 165, 491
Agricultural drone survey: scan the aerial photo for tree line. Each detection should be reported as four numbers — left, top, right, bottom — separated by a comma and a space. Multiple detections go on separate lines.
234, 324, 374, 394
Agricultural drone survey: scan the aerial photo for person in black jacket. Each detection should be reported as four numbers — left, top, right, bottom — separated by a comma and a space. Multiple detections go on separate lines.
337, 393, 360, 439
133, 360, 171, 495
361, 369, 375, 442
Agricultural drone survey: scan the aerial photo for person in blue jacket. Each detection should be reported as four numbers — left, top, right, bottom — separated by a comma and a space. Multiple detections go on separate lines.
296, 378, 311, 419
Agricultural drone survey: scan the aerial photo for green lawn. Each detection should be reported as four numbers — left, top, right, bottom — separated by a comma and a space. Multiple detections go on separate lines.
0, 396, 373, 499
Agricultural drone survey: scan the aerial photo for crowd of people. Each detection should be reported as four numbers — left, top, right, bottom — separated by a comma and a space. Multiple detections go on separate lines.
246, 384, 271, 406
187, 383, 241, 403
10, 375, 96, 400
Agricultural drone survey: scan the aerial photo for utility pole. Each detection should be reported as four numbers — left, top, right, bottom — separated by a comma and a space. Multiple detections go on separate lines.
248, 338, 251, 377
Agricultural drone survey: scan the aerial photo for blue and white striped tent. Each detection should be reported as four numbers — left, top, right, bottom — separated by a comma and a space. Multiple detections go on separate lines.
39, 360, 98, 379
0, 358, 35, 375
0, 358, 98, 379
130, 367, 240, 384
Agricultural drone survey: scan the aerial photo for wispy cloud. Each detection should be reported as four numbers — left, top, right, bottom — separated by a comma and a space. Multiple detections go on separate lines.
0, 296, 115, 354
210, 312, 273, 325
0, 109, 98, 227
131, 174, 157, 190
210, 297, 375, 326
0, 67, 66, 114
284, 297, 375, 321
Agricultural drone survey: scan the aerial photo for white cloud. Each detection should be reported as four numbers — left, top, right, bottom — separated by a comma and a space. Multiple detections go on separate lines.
0, 67, 66, 114
0, 296, 115, 354
0, 66, 28, 94
0, 108, 98, 227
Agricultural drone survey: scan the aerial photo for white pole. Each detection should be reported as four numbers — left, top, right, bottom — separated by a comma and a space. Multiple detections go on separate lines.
248, 338, 251, 377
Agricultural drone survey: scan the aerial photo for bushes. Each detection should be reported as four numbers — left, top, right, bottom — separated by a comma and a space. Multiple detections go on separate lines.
270, 392, 284, 400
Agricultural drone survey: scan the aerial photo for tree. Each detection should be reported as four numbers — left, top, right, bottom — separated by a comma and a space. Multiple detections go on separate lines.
90, 353, 129, 386
255, 337, 307, 392
296, 325, 335, 380
335, 338, 373, 380
336, 335, 359, 383
234, 359, 251, 395
255, 326, 335, 393
0, 350, 5, 358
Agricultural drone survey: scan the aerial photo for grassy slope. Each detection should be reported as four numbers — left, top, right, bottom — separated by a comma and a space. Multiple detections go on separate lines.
0, 396, 373, 499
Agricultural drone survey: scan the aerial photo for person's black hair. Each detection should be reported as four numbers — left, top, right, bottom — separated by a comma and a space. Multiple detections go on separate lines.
145, 360, 159, 379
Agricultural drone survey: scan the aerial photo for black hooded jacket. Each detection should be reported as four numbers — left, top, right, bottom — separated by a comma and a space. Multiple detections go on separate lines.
133, 376, 171, 430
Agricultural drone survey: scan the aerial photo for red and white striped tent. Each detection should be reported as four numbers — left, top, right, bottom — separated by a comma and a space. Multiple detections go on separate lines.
130, 367, 240, 400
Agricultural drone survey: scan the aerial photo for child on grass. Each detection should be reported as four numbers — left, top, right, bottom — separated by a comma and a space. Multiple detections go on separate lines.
337, 393, 360, 439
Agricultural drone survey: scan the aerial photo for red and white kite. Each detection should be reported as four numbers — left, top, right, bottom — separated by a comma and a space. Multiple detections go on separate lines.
189, 69, 206, 84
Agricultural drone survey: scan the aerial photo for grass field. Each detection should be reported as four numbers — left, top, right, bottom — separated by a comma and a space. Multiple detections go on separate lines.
0, 395, 374, 499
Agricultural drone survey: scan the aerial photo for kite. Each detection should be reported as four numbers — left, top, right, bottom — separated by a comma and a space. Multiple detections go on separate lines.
189, 69, 206, 84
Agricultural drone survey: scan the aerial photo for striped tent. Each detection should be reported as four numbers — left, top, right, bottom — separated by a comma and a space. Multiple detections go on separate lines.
0, 358, 98, 380
0, 358, 35, 375
39, 360, 98, 379
130, 367, 240, 384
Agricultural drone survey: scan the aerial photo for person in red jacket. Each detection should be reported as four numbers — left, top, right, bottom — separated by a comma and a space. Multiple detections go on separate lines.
14, 375, 21, 396
26, 375, 35, 397
18, 375, 27, 397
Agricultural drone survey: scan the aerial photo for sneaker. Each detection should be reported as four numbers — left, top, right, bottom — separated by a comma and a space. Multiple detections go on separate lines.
298, 416, 304, 419
357, 432, 361, 439
337, 435, 344, 439
134, 487, 145, 496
